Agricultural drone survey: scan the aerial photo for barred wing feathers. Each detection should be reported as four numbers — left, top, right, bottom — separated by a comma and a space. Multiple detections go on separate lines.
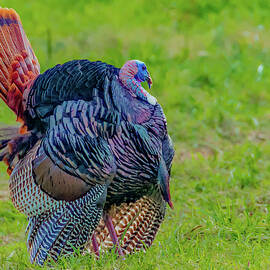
10, 141, 108, 265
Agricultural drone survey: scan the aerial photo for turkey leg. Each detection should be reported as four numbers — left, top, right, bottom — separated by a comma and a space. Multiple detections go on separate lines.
91, 232, 100, 258
103, 212, 124, 256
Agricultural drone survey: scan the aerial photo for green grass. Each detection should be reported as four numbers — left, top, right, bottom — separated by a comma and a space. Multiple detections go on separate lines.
0, 0, 270, 269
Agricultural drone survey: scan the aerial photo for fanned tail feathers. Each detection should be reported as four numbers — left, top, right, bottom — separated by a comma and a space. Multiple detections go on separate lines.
0, 8, 39, 120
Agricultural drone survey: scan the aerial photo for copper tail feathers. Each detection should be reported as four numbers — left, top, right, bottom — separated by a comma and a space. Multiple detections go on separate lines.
0, 8, 39, 122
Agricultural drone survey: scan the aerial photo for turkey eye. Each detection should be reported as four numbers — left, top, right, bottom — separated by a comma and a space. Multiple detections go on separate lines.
142, 66, 146, 70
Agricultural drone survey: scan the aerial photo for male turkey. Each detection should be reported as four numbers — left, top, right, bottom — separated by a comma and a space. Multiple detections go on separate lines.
0, 8, 174, 265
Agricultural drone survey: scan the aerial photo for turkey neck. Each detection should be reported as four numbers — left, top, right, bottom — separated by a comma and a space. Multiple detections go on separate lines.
110, 76, 155, 124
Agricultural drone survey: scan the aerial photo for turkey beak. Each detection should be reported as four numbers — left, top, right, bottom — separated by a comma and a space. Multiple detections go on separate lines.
146, 71, 152, 89
158, 159, 174, 209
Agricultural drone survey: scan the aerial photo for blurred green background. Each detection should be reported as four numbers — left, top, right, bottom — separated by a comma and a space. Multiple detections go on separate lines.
0, 0, 269, 269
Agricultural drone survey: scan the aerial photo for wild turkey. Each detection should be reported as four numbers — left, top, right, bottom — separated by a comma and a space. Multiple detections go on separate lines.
0, 8, 174, 265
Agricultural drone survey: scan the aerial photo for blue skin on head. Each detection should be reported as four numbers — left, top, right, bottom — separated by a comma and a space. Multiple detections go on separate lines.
135, 60, 151, 88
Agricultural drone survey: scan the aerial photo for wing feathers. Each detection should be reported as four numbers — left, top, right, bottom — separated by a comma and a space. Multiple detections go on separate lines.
33, 147, 91, 201
27, 184, 106, 265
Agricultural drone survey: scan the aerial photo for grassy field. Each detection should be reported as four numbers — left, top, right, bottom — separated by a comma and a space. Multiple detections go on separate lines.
0, 0, 270, 269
